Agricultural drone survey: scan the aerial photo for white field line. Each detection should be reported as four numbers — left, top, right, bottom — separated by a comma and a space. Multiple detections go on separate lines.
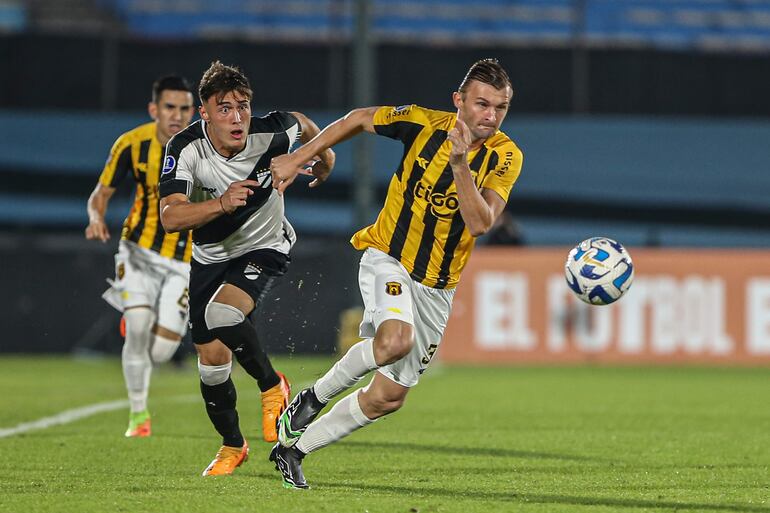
0, 380, 317, 439
0, 394, 200, 439
0, 399, 129, 438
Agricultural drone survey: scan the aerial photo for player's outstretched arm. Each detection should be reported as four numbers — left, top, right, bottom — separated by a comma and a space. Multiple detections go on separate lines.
85, 183, 116, 242
271, 106, 379, 195
160, 180, 259, 232
289, 111, 337, 189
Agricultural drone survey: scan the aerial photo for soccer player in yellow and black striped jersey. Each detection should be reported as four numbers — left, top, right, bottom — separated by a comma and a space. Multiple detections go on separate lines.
85, 75, 195, 438
267, 59, 523, 489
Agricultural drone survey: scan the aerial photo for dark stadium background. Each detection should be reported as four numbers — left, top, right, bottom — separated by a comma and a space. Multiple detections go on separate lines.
1, 0, 768, 358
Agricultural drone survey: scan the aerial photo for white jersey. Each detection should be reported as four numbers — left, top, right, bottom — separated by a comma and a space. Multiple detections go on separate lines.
159, 112, 299, 264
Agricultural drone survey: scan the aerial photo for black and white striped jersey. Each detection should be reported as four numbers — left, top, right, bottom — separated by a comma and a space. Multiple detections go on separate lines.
159, 111, 300, 264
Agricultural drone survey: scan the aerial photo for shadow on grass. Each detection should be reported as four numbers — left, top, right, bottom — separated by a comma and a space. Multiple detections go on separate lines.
317, 481, 769, 513
338, 439, 603, 462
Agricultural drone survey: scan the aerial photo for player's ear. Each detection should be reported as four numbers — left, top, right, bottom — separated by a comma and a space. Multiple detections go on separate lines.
452, 91, 463, 110
148, 101, 158, 121
199, 105, 209, 121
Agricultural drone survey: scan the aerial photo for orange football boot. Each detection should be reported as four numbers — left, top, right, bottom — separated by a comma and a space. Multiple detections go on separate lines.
260, 372, 291, 442
202, 440, 249, 476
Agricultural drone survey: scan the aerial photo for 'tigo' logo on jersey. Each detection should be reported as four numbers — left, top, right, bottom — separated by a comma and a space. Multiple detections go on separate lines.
414, 181, 459, 219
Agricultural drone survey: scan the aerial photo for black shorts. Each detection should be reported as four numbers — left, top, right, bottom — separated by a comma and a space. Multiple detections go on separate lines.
189, 248, 290, 344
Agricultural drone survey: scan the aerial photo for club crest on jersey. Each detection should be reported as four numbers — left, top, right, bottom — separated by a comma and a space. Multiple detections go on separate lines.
162, 155, 176, 174
117, 263, 125, 280
253, 168, 273, 188
385, 281, 402, 296
244, 263, 262, 281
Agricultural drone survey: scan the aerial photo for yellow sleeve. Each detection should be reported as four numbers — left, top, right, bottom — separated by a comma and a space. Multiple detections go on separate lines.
372, 105, 427, 141
481, 142, 523, 203
98, 133, 133, 188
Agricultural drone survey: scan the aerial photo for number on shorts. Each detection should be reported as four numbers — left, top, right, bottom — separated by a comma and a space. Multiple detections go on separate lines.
421, 343, 438, 365
177, 287, 189, 310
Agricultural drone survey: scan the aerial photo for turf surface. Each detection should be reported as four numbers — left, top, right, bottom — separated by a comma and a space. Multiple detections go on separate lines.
0, 356, 768, 513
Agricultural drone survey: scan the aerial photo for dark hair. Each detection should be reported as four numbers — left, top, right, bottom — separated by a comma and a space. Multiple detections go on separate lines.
198, 61, 253, 103
458, 58, 512, 96
151, 75, 193, 103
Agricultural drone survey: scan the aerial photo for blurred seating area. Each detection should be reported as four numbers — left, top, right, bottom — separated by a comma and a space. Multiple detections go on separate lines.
82, 0, 770, 51
0, 0, 25, 32
2, 109, 769, 247
4, 1, 769, 248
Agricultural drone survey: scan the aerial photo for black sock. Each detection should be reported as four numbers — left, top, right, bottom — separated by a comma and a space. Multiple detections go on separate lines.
200, 377, 244, 447
211, 320, 279, 391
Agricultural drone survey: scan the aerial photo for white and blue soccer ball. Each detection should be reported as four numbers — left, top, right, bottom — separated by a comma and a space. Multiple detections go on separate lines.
565, 237, 634, 305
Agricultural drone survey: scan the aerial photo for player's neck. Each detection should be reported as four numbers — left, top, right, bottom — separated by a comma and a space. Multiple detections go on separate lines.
204, 122, 241, 159
155, 127, 170, 147
468, 138, 486, 151
156, 134, 170, 147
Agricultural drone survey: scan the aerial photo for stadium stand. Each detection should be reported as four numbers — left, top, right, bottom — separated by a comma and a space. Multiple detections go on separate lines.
88, 0, 770, 51
0, 0, 25, 32
28, 0, 119, 33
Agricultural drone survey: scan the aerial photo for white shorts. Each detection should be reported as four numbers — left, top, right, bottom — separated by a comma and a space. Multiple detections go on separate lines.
102, 240, 191, 336
358, 248, 455, 387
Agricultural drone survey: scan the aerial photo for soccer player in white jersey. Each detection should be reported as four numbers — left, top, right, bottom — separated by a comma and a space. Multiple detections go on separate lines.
268, 59, 522, 489
85, 75, 195, 438
158, 61, 335, 476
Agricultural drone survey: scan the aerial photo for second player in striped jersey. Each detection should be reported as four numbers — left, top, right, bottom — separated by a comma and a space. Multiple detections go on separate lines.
85, 75, 195, 438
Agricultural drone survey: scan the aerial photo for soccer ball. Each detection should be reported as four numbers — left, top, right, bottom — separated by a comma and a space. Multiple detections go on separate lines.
564, 237, 634, 305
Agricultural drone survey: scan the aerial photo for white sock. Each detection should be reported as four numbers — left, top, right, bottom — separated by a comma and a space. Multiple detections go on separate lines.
313, 339, 378, 403
121, 308, 154, 413
150, 334, 180, 363
295, 391, 374, 454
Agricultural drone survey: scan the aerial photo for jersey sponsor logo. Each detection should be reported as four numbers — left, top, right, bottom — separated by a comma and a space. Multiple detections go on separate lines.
495, 150, 514, 177
414, 180, 460, 219
386, 105, 412, 120
385, 281, 403, 296
196, 185, 216, 195
162, 155, 176, 175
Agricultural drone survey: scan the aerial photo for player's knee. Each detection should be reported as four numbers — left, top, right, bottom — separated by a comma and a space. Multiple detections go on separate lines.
204, 301, 245, 330
123, 307, 154, 334
122, 308, 154, 356
150, 333, 181, 363
375, 331, 414, 364
198, 359, 232, 386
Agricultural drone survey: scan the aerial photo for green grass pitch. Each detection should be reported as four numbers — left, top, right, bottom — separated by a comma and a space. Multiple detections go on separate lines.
0, 356, 768, 513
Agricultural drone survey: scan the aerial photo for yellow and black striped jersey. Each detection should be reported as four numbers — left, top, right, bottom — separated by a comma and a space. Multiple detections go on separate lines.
99, 122, 192, 262
351, 105, 523, 289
